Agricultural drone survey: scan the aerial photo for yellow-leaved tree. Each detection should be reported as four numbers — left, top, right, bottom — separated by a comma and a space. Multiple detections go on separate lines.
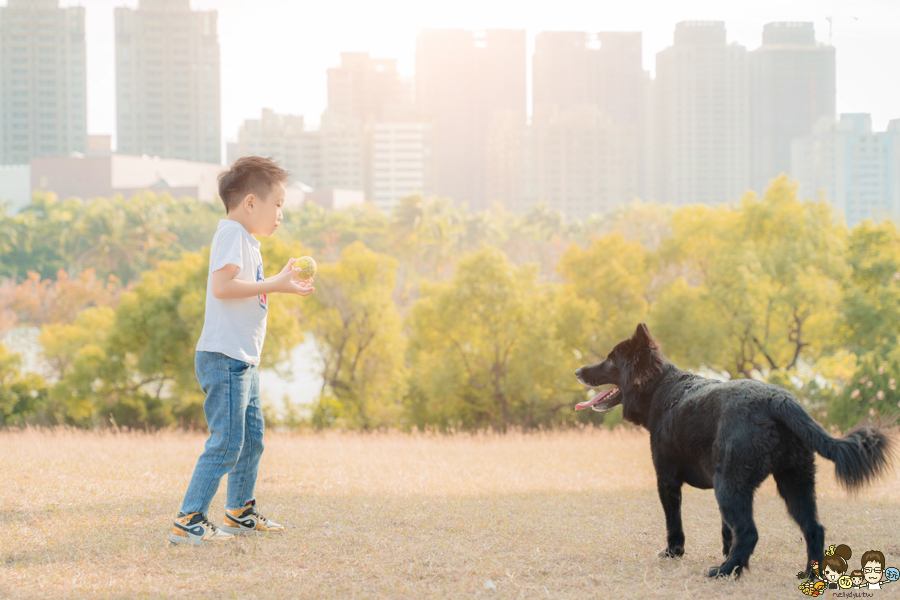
557, 232, 653, 362
39, 245, 306, 428
650, 175, 848, 379
302, 241, 407, 429
406, 246, 585, 431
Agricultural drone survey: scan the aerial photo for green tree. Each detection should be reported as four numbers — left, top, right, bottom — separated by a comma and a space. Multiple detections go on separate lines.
38, 246, 304, 428
0, 192, 79, 280
557, 232, 652, 361
406, 246, 584, 431
651, 176, 847, 379
840, 219, 900, 354
302, 241, 407, 429
0, 343, 49, 425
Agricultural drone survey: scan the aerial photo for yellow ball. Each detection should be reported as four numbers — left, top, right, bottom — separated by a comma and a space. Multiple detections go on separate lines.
293, 256, 317, 280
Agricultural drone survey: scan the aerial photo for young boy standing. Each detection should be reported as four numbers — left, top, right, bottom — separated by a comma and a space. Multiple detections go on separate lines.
170, 156, 313, 545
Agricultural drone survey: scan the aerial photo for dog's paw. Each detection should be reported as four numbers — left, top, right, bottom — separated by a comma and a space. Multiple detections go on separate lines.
707, 564, 742, 579
658, 546, 684, 558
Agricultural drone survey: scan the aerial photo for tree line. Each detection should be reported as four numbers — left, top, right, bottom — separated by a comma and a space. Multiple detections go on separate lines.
1, 175, 898, 431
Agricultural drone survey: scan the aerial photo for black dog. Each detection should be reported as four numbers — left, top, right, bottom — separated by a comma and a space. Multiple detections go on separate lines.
575, 323, 895, 578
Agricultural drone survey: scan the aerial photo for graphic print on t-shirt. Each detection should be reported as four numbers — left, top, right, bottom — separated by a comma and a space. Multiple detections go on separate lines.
256, 263, 267, 311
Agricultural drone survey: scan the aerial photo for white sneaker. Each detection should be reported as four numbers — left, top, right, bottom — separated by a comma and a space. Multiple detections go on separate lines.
221, 499, 285, 535
170, 512, 235, 545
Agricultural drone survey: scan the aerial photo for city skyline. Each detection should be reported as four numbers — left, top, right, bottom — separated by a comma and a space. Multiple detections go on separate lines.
57, 0, 900, 153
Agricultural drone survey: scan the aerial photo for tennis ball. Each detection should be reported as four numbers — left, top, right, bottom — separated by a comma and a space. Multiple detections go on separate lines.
292, 256, 317, 280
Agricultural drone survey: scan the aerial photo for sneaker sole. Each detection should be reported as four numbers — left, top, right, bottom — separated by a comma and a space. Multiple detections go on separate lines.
170, 533, 212, 545
220, 525, 285, 535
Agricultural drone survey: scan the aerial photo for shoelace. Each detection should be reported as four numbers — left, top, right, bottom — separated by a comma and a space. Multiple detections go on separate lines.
246, 506, 269, 524
196, 514, 219, 532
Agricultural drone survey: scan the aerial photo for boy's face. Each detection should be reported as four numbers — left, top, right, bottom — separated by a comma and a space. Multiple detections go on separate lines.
237, 182, 286, 236
864, 561, 883, 583
852, 576, 862, 586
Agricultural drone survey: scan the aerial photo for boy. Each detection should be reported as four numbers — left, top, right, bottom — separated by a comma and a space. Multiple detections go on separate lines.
862, 550, 888, 590
170, 156, 314, 545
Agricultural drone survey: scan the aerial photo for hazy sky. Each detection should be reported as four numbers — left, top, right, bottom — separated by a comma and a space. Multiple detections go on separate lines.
59, 0, 900, 151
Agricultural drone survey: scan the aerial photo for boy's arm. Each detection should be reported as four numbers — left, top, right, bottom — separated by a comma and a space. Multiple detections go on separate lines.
210, 264, 312, 299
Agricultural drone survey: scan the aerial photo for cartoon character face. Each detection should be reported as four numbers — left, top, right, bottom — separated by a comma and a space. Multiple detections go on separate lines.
864, 561, 883, 584
852, 575, 863, 586
823, 565, 840, 582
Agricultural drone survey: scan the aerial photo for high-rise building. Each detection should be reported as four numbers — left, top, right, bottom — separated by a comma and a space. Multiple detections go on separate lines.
531, 31, 650, 204
749, 22, 835, 194
654, 21, 749, 206
792, 114, 900, 226
522, 105, 638, 219
319, 110, 365, 192
0, 0, 87, 165
485, 111, 525, 214
327, 52, 409, 123
370, 122, 434, 214
416, 29, 526, 211
227, 109, 318, 184
115, 0, 221, 164
532, 32, 597, 112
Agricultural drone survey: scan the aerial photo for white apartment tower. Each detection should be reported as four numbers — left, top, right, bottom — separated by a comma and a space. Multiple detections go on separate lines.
523, 105, 637, 219
227, 109, 320, 186
749, 22, 835, 194
0, 0, 87, 165
115, 0, 221, 164
792, 114, 900, 226
371, 122, 434, 214
654, 22, 749, 206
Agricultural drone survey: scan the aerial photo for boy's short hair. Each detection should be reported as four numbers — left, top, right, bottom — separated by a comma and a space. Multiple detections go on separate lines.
218, 156, 290, 213
862, 550, 885, 570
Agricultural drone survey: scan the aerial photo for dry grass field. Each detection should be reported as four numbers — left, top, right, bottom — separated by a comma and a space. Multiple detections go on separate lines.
0, 427, 898, 600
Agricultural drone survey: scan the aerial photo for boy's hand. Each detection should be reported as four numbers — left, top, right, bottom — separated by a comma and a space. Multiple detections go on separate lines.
278, 257, 297, 275
272, 267, 314, 296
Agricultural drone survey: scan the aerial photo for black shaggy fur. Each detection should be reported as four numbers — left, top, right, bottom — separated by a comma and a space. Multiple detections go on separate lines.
575, 323, 896, 579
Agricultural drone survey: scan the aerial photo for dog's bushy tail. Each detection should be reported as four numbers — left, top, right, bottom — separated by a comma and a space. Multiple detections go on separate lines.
773, 399, 896, 490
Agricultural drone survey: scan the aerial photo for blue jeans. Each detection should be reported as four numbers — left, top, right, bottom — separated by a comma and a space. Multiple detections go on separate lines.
180, 351, 265, 515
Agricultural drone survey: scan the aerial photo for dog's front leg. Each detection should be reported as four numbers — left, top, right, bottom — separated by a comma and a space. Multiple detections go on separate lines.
656, 479, 685, 558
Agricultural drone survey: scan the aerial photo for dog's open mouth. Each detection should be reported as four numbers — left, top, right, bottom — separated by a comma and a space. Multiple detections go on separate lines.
575, 386, 620, 412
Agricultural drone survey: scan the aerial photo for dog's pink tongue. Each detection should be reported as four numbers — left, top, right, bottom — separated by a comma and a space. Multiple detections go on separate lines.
575, 389, 611, 411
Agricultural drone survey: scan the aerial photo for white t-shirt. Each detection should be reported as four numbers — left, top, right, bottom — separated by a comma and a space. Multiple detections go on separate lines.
196, 219, 268, 365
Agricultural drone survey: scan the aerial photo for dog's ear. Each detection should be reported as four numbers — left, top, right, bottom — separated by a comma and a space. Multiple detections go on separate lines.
625, 323, 662, 389
632, 323, 654, 347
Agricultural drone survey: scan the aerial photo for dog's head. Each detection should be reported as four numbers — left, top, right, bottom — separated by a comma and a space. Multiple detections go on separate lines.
574, 323, 665, 424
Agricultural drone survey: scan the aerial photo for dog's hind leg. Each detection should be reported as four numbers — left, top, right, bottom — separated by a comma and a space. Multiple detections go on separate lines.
656, 478, 685, 558
707, 478, 759, 578
774, 462, 825, 579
